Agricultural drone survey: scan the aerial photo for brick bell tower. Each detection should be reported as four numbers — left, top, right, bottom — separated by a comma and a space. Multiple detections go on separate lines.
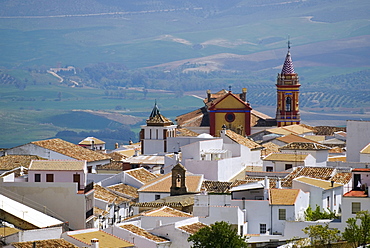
276, 42, 301, 127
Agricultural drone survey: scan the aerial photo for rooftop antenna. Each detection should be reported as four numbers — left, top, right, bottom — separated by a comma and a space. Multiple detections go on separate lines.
228, 85, 232, 92
287, 35, 291, 51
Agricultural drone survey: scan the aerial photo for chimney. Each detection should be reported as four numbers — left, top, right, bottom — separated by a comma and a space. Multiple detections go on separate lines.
91, 140, 95, 151
240, 88, 247, 102
207, 89, 211, 102
115, 143, 119, 149
276, 178, 281, 189
129, 140, 133, 145
91, 238, 99, 248
264, 176, 270, 200
331, 181, 334, 187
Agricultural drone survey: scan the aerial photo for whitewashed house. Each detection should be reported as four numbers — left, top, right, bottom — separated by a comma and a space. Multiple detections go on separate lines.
263, 153, 316, 172
78, 136, 106, 151
292, 176, 343, 214
6, 138, 111, 173
279, 142, 330, 167
106, 223, 171, 248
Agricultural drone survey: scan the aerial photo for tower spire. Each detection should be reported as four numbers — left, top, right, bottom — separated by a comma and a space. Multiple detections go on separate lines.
281, 40, 295, 75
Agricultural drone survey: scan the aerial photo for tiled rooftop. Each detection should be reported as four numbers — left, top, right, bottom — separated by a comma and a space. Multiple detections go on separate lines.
94, 184, 130, 204
108, 183, 139, 199
105, 151, 128, 161
261, 142, 281, 157
177, 128, 200, 137
32, 138, 110, 162
201, 180, 232, 193
125, 167, 158, 184
343, 190, 368, 197
119, 224, 168, 242
0, 155, 45, 171
78, 137, 105, 145
11, 239, 78, 248
263, 153, 309, 162
132, 194, 194, 210
96, 161, 124, 171
276, 134, 318, 144
303, 135, 326, 142
313, 126, 346, 136
282, 167, 351, 188
178, 222, 208, 234
269, 189, 300, 205
225, 130, 262, 149
280, 142, 330, 151
69, 230, 133, 247
294, 177, 343, 190
143, 206, 192, 217
29, 160, 85, 171
138, 172, 202, 193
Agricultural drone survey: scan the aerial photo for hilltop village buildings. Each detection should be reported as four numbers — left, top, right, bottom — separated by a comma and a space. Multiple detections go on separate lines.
1, 48, 370, 248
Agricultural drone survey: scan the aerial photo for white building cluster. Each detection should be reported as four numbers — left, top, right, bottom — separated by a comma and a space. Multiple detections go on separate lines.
1, 102, 370, 247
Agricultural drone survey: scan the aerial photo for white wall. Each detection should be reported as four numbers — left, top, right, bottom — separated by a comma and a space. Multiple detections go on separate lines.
150, 218, 201, 248
4, 227, 63, 244
28, 170, 86, 188
105, 225, 171, 248
0, 181, 90, 230
6, 143, 72, 160
347, 120, 370, 162
138, 192, 170, 203
360, 153, 370, 163
185, 157, 243, 181
341, 196, 370, 224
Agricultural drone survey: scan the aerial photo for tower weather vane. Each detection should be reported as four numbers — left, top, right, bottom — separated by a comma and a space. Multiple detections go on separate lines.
287, 35, 291, 50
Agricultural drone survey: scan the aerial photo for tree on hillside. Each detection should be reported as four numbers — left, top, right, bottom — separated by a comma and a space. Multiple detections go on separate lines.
187, 221, 248, 248
342, 210, 370, 248
302, 224, 341, 248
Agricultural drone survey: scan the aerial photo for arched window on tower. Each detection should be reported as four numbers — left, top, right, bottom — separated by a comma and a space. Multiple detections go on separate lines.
176, 174, 181, 188
286, 97, 292, 112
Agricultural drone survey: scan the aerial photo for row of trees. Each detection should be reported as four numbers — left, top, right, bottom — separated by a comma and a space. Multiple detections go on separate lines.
187, 211, 370, 248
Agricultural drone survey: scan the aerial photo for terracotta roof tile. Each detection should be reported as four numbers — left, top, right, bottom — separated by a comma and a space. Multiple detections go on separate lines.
32, 138, 110, 162
125, 168, 158, 184
304, 135, 326, 142
108, 183, 139, 199
96, 161, 124, 171
141, 206, 192, 217
276, 134, 318, 144
261, 142, 281, 157
105, 152, 128, 161
343, 190, 367, 197
178, 222, 208, 234
225, 130, 262, 149
94, 184, 131, 204
119, 224, 168, 242
269, 188, 300, 205
11, 239, 78, 248
139, 173, 202, 193
69, 230, 133, 247
201, 180, 232, 193
329, 147, 345, 153
263, 153, 309, 162
0, 155, 45, 170
29, 160, 85, 171
280, 142, 330, 151
282, 167, 351, 188
313, 126, 346, 136
177, 128, 200, 137
294, 177, 343, 190
78, 137, 105, 145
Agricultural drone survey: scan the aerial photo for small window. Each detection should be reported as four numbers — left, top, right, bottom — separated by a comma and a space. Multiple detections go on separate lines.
266, 167, 273, 172
285, 164, 293, 170
327, 196, 330, 208
260, 224, 267, 234
225, 113, 235, 122
279, 209, 286, 220
334, 194, 336, 206
46, 174, 54, 182
352, 202, 361, 214
155, 195, 161, 200
34, 174, 41, 182
286, 96, 292, 112
87, 166, 93, 173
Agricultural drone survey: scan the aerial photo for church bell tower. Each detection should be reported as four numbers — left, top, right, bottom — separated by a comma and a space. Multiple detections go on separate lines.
276, 42, 301, 127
